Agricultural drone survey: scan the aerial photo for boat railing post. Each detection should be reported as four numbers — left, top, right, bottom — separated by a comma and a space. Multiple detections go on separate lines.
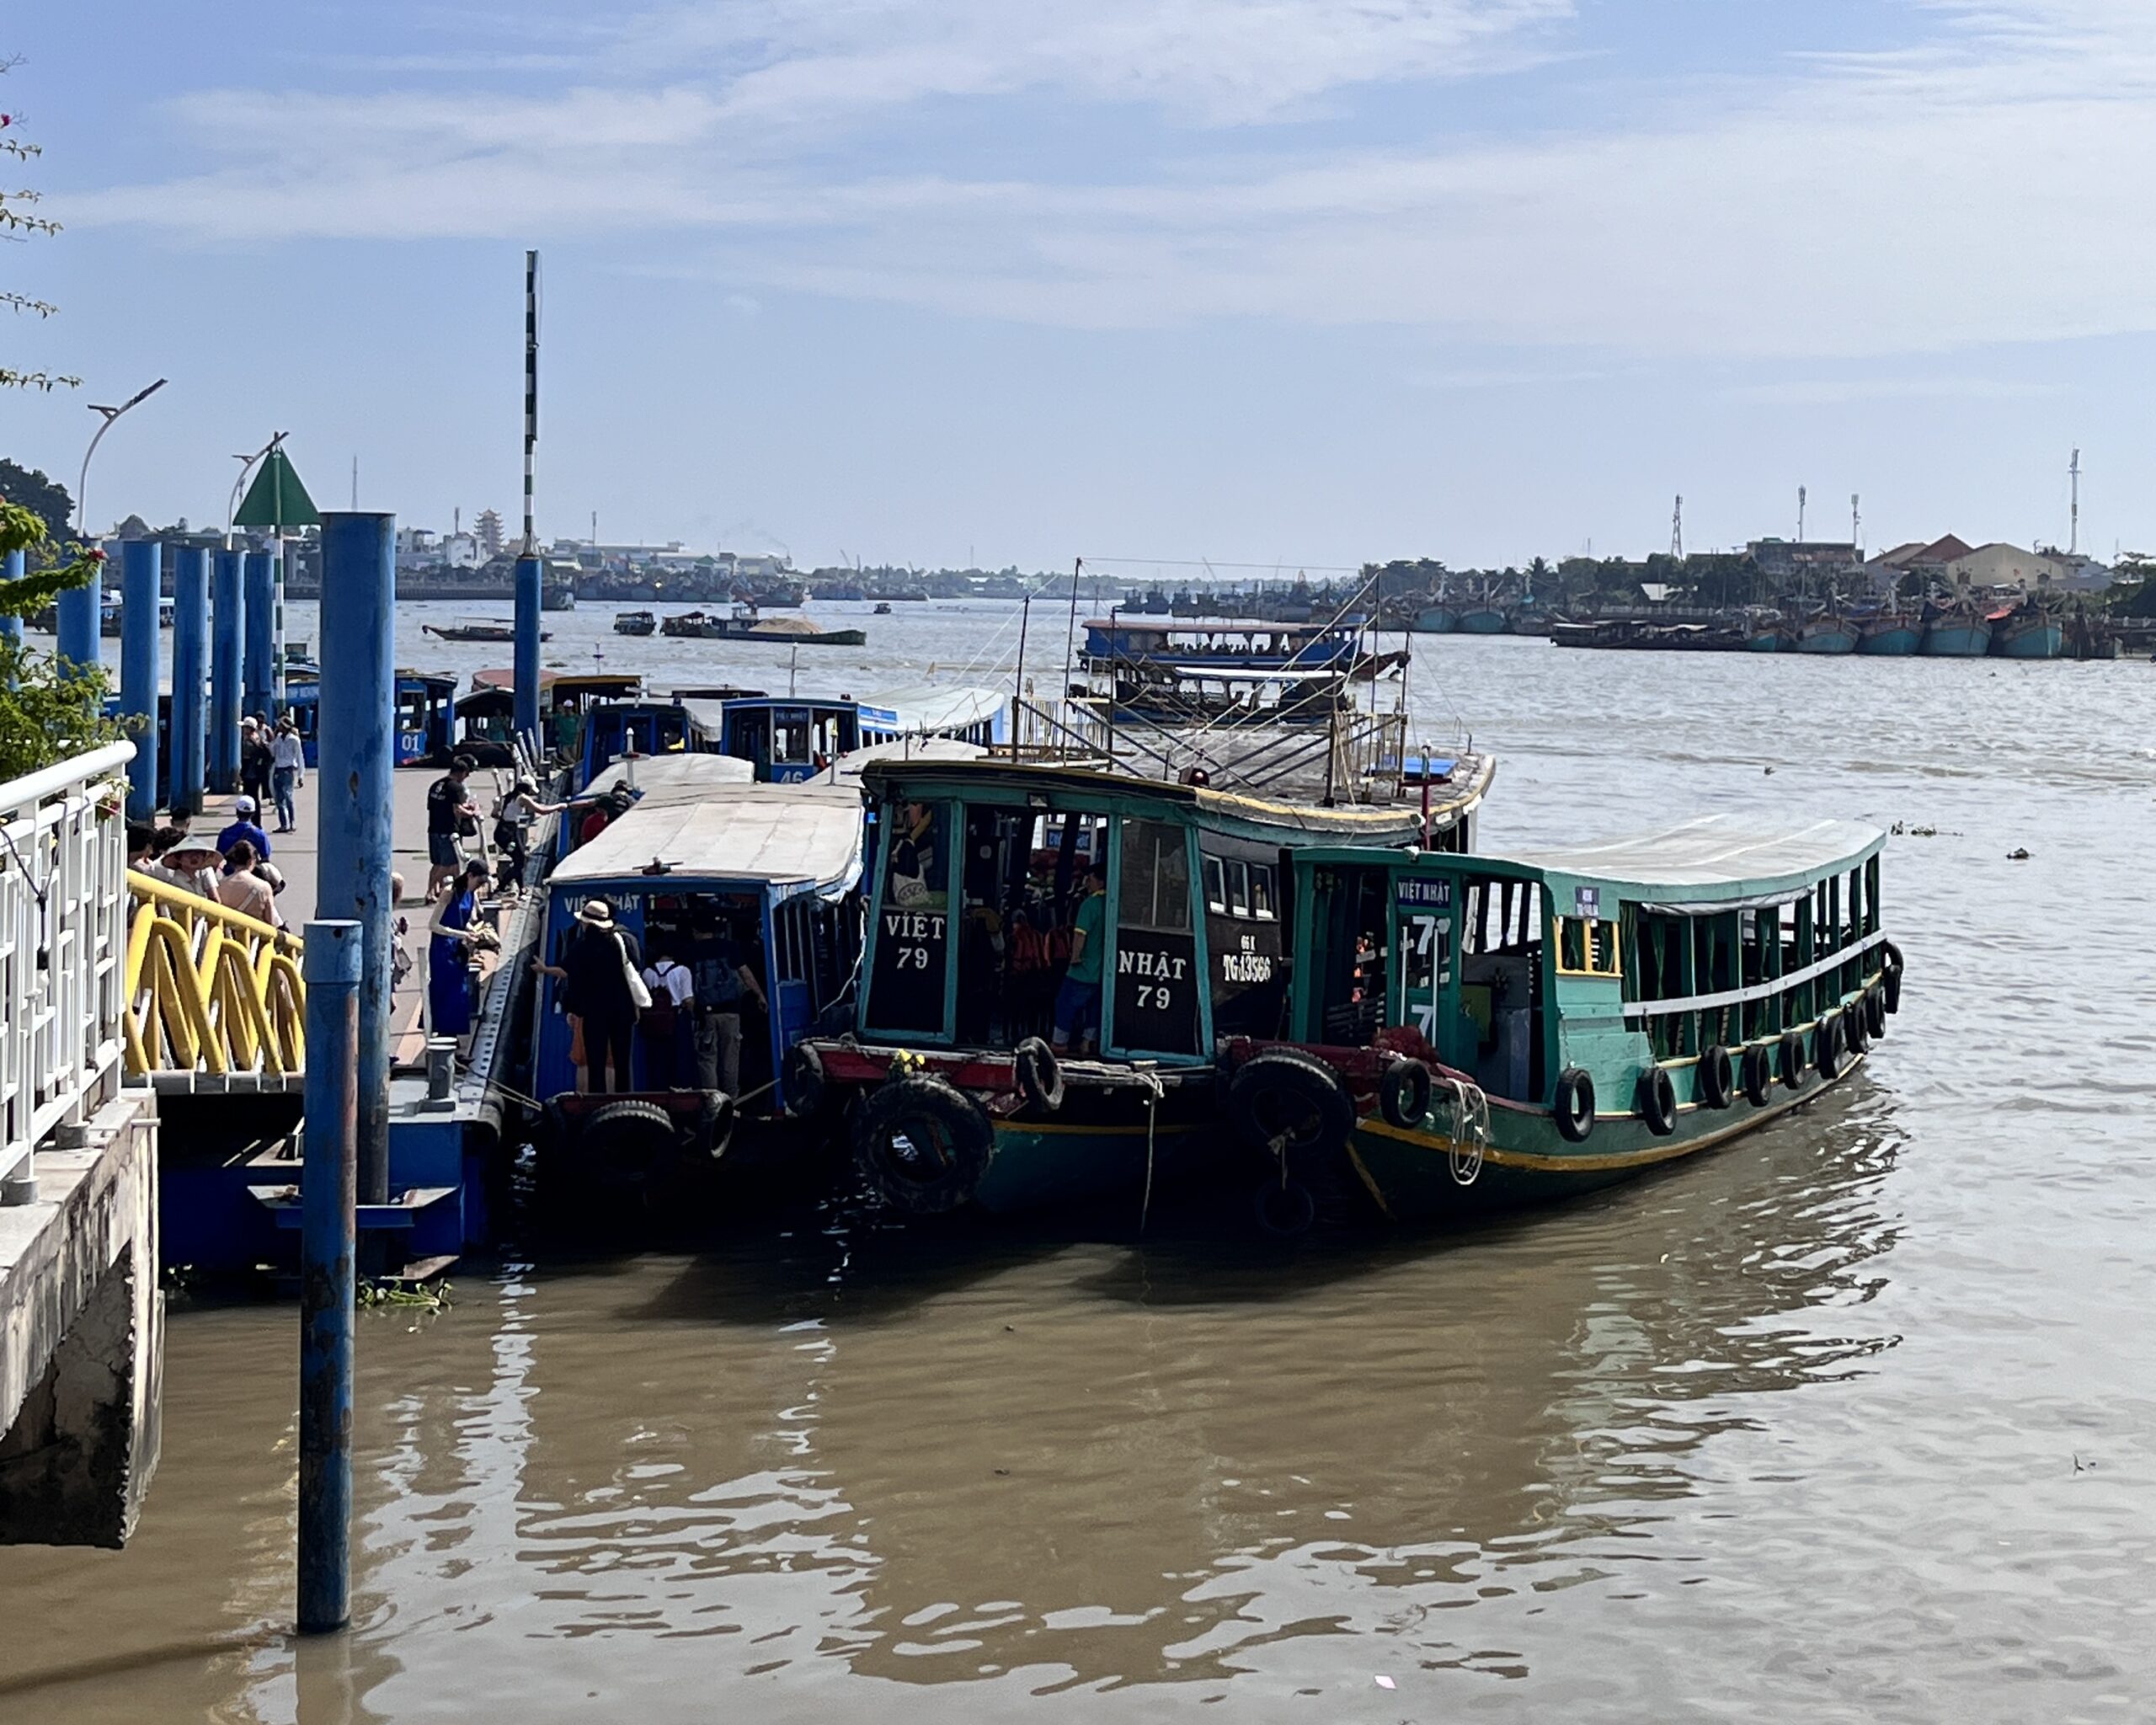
298, 916, 362, 1634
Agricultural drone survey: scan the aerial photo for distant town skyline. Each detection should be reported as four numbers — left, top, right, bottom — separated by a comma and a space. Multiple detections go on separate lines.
7, 2, 2152, 570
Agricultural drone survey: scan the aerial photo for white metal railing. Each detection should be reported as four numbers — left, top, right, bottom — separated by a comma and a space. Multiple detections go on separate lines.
0, 741, 135, 1202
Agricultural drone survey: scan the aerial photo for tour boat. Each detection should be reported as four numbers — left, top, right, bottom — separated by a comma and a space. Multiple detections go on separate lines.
613, 610, 657, 636
792, 752, 1494, 1219
1211, 814, 1898, 1231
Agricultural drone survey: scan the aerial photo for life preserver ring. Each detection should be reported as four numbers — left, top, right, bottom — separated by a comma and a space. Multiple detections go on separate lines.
1553, 1066, 1596, 1143
1881, 939, 1905, 1014
1841, 1001, 1869, 1055
1815, 1013, 1844, 1081
1636, 1064, 1677, 1136
1699, 1044, 1735, 1110
781, 1042, 826, 1118
852, 1074, 996, 1215
1778, 1031, 1806, 1089
1013, 1036, 1065, 1113
1742, 1044, 1774, 1107
1227, 1049, 1354, 1157
582, 1098, 679, 1188
1378, 1057, 1433, 1130
1864, 987, 1887, 1041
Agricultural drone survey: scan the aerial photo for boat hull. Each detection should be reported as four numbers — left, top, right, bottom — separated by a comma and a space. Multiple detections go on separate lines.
1990, 617, 2063, 659
1796, 622, 1859, 654
1856, 622, 1921, 656
1922, 618, 1993, 657
1344, 1048, 1869, 1224
1411, 606, 1458, 634
1742, 629, 1785, 653
1457, 608, 1508, 635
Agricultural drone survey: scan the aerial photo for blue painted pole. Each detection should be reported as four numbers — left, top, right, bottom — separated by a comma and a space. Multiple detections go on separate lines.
298, 916, 361, 1635
0, 549, 23, 652
514, 552, 543, 750
211, 550, 244, 793
316, 512, 396, 1211
120, 540, 162, 820
243, 549, 275, 722
56, 542, 104, 674
169, 545, 210, 814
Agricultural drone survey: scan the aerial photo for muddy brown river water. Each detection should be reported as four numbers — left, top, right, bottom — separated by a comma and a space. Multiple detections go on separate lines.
3, 608, 2151, 1722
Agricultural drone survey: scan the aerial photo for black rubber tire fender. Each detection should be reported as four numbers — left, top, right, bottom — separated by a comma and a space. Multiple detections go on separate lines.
1816, 1012, 1844, 1081
1881, 939, 1905, 1014
1779, 1031, 1806, 1090
1251, 1176, 1319, 1240
1741, 1044, 1774, 1108
1013, 1037, 1065, 1114
582, 1098, 679, 1188
1378, 1057, 1433, 1130
1227, 1049, 1355, 1156
782, 1042, 827, 1118
1841, 1001, 1869, 1055
701, 1091, 737, 1162
852, 1074, 996, 1215
1699, 1044, 1736, 1111
1864, 987, 1887, 1041
1637, 1064, 1678, 1136
1553, 1066, 1596, 1143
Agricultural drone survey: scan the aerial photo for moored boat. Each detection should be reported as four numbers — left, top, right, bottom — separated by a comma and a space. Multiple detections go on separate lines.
1411, 605, 1458, 634
1795, 613, 1859, 654
1856, 613, 1922, 655
422, 620, 551, 644
1989, 606, 2064, 660
1921, 607, 1993, 657
796, 753, 1495, 1218
1213, 814, 1898, 1230
613, 610, 656, 636
1456, 606, 1508, 635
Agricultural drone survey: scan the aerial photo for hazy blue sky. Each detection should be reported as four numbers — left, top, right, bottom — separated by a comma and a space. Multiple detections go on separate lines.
4, 1, 2151, 571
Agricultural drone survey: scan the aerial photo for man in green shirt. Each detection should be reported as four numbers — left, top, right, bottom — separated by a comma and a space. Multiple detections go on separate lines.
1052, 866, 1107, 1055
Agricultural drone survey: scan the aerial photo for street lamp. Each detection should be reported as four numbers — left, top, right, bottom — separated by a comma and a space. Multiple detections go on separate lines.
75, 377, 168, 541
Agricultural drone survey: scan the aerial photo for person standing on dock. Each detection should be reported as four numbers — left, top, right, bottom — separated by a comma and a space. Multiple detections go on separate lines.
269, 718, 305, 832
426, 861, 494, 1040
240, 718, 274, 811
425, 755, 480, 900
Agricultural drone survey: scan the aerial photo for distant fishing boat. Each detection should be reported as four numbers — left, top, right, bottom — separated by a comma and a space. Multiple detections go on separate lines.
1795, 614, 1859, 654
422, 620, 549, 644
660, 605, 867, 647
1457, 606, 1509, 634
1989, 607, 2064, 660
1921, 606, 1993, 657
873, 601, 894, 616
1742, 619, 1789, 652
612, 610, 656, 636
1856, 613, 1922, 656
1411, 604, 1458, 634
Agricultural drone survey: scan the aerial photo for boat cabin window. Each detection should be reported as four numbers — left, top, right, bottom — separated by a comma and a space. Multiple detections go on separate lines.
1555, 915, 1620, 977
1456, 877, 1544, 1102
864, 798, 952, 1035
774, 713, 814, 766
1113, 818, 1200, 1055
1203, 841, 1290, 1039
1314, 863, 1393, 1046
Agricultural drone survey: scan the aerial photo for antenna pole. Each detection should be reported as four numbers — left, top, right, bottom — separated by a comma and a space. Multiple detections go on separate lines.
1670, 495, 1683, 561
1797, 484, 1806, 542
2069, 447, 2080, 554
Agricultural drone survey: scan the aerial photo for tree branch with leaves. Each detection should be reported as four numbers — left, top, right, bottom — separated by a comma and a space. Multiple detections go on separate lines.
2, 55, 78, 393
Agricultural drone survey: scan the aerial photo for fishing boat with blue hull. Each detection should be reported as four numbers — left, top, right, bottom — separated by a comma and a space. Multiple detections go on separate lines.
1990, 607, 2064, 660
1212, 814, 1898, 1229
796, 751, 1496, 1218
1795, 614, 1860, 654
1456, 606, 1509, 635
1857, 613, 1922, 655
1411, 605, 1459, 633
529, 770, 867, 1194
1922, 607, 1993, 657
1742, 620, 1788, 652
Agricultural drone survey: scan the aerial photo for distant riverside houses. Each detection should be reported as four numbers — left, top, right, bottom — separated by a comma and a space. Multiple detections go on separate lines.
1865, 534, 2111, 595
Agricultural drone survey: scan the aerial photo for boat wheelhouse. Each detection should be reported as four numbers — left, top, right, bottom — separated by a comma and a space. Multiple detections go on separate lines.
796, 754, 1494, 1218
531, 772, 866, 1188
283, 670, 459, 768
1215, 814, 1897, 1230
1081, 617, 1404, 684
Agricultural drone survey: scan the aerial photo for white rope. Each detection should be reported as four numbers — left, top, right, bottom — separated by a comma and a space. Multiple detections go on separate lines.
1137, 1068, 1163, 1233
1433, 1072, 1489, 1187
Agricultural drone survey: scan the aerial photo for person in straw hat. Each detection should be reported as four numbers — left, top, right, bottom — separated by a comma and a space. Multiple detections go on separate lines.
533, 898, 646, 1094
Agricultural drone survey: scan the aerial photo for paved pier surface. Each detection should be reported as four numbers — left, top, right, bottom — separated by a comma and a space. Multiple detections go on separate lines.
0, 1087, 161, 1546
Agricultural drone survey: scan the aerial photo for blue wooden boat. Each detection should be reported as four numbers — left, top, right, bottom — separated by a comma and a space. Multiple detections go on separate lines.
1742, 621, 1787, 652
1215, 814, 1897, 1229
1857, 613, 1922, 655
1795, 615, 1859, 654
1989, 609, 2063, 659
1456, 606, 1509, 635
1411, 605, 1458, 634
1922, 609, 1993, 656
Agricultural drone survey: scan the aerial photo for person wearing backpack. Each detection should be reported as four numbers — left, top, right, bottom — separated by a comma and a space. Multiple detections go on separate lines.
639, 944, 696, 1088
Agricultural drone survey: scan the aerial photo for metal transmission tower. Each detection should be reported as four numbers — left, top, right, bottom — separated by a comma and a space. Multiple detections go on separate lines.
2069, 447, 2080, 554
1671, 495, 1684, 560
1797, 485, 1806, 542
1851, 494, 1861, 559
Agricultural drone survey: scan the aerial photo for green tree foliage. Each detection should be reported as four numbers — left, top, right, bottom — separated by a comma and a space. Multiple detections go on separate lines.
2, 56, 77, 393
0, 499, 120, 779
0, 457, 71, 541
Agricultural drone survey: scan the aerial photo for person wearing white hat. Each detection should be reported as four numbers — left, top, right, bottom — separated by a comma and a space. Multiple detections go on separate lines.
533, 898, 647, 1093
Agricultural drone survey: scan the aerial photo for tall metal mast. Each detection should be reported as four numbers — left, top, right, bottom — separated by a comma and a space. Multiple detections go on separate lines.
2069, 447, 2080, 555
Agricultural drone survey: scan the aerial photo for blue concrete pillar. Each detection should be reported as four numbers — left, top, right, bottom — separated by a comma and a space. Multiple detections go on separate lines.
514, 553, 543, 748
211, 550, 244, 793
168, 546, 210, 814
316, 512, 396, 1210
56, 543, 104, 674
243, 549, 275, 722
120, 541, 161, 820
1, 549, 23, 651
298, 916, 361, 1634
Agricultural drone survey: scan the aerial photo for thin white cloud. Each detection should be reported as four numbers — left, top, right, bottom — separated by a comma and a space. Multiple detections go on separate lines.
60, 0, 2156, 357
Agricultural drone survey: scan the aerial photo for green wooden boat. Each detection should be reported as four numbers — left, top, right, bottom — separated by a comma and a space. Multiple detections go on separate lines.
796, 751, 1496, 1215
1212, 815, 1898, 1231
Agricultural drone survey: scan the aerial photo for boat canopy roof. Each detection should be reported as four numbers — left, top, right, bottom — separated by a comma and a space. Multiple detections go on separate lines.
1086, 617, 1345, 637
552, 782, 863, 893
855, 682, 1006, 732
1502, 814, 1884, 896
582, 751, 755, 804
857, 757, 1426, 842
1116, 665, 1343, 684
470, 668, 642, 697
826, 736, 985, 785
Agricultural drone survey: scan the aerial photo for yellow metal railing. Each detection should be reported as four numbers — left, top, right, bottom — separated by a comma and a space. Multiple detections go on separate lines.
123, 869, 307, 1079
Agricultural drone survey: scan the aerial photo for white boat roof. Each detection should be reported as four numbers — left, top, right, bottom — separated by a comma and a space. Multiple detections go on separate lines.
825, 736, 986, 785
583, 751, 755, 804
1508, 814, 1885, 891
554, 782, 864, 890
856, 682, 1006, 731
